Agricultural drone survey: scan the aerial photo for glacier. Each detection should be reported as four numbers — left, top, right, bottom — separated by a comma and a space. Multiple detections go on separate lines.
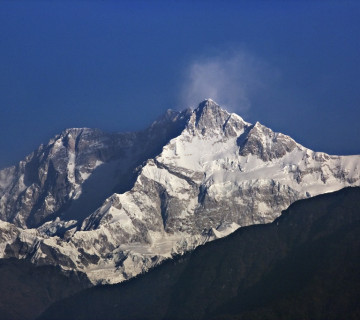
0, 99, 359, 284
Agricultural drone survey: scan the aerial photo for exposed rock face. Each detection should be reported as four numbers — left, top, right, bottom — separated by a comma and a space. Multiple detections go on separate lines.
37, 187, 360, 320
0, 110, 190, 229
238, 122, 298, 161
0, 99, 359, 284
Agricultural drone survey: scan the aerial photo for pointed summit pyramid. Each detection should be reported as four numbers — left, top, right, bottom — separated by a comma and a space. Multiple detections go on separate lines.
194, 99, 230, 131
1, 100, 360, 285
186, 99, 248, 138
71, 100, 360, 283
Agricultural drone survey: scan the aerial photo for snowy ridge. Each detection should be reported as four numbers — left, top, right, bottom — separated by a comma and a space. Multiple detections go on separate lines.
0, 109, 189, 229
0, 99, 359, 284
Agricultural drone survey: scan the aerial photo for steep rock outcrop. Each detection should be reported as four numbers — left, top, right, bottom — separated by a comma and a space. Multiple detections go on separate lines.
1, 99, 359, 284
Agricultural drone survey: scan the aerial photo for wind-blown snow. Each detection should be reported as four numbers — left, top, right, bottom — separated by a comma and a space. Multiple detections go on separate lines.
1, 99, 359, 285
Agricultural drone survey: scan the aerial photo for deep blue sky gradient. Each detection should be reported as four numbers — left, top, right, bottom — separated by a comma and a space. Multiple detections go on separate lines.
1, 1, 359, 169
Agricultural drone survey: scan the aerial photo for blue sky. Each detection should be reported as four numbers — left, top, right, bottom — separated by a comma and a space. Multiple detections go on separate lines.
0, 1, 359, 169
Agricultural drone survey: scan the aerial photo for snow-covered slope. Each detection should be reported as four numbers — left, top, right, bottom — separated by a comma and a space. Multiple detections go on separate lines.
1, 99, 359, 284
0, 109, 190, 229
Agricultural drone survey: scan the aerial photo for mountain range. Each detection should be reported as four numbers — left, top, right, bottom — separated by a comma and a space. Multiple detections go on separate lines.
37, 186, 360, 320
1, 99, 359, 287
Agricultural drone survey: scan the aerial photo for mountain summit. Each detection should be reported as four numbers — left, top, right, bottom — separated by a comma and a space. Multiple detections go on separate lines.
189, 99, 247, 137
0, 100, 359, 284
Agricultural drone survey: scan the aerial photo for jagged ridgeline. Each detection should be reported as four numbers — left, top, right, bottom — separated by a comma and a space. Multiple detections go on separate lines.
0, 99, 360, 285
38, 187, 360, 320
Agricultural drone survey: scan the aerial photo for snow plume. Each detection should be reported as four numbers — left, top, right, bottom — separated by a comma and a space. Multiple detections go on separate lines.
181, 50, 273, 113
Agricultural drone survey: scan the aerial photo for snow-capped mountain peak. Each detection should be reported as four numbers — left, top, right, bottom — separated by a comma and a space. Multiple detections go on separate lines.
238, 120, 299, 161
1, 100, 360, 285
186, 99, 248, 139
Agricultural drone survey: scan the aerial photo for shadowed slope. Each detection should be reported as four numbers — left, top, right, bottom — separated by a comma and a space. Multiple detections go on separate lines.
38, 187, 360, 320
0, 258, 91, 320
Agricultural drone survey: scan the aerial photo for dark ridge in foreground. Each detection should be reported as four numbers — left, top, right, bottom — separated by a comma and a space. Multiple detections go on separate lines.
0, 258, 91, 320
38, 187, 360, 320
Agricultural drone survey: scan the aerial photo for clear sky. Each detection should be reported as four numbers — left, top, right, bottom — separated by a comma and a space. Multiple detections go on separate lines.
1, 1, 359, 169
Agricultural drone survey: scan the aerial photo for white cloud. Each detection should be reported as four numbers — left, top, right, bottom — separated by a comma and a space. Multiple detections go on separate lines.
180, 50, 274, 114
